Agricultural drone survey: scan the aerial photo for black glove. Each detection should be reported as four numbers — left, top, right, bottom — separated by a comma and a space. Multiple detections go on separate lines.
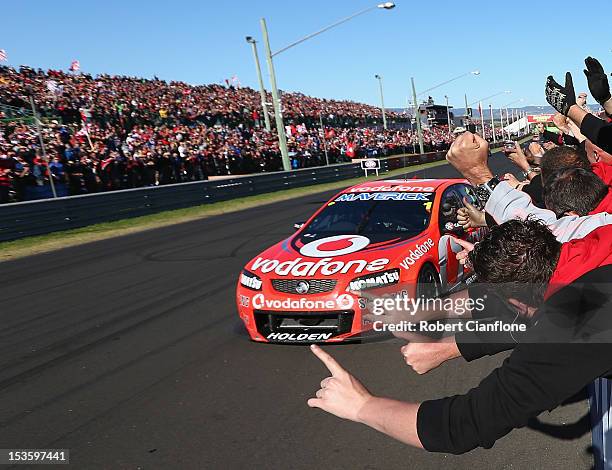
545, 72, 576, 116
584, 57, 611, 105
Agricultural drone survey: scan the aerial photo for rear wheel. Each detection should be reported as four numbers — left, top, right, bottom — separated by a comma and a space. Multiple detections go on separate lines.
416, 264, 440, 299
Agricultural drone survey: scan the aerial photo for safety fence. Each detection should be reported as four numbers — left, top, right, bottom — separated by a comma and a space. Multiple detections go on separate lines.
0, 151, 444, 242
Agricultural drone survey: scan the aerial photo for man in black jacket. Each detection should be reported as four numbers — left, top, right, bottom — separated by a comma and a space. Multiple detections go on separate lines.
307, 263, 612, 454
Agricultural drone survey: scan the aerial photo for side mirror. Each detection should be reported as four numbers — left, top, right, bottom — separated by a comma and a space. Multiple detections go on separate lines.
293, 222, 305, 231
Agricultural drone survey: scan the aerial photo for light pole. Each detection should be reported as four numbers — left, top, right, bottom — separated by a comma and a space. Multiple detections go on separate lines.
260, 18, 291, 170
444, 95, 452, 131
374, 74, 387, 130
411, 77, 424, 154
489, 103, 496, 143
28, 95, 57, 198
319, 113, 330, 166
260, 2, 396, 171
245, 36, 271, 132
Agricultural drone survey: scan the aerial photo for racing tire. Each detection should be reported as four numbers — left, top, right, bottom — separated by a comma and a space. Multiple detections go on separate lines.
416, 264, 441, 300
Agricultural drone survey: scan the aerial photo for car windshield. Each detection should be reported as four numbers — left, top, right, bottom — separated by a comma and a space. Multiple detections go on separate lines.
298, 191, 434, 244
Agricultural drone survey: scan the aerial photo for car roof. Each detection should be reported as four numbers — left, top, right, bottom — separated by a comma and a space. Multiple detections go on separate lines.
341, 178, 466, 193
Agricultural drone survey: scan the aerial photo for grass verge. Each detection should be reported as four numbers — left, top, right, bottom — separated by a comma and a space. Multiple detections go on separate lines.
0, 159, 449, 261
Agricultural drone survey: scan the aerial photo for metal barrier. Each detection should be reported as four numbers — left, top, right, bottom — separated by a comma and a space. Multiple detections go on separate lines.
0, 151, 445, 242
590, 378, 612, 469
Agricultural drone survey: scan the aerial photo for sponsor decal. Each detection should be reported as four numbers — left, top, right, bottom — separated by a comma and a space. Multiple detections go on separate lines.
240, 272, 262, 290
252, 293, 354, 310
336, 293, 354, 309
250, 256, 389, 277
267, 332, 333, 341
348, 185, 435, 192
400, 238, 435, 270
239, 295, 250, 307
349, 269, 400, 291
335, 192, 431, 202
299, 234, 370, 258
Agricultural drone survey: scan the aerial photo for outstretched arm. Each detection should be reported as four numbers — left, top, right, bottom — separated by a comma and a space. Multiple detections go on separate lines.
307, 344, 424, 448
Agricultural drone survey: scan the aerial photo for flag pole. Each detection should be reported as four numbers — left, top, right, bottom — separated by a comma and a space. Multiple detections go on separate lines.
489, 104, 496, 143
479, 102, 485, 139
319, 112, 329, 166
80, 114, 95, 151
29, 96, 57, 198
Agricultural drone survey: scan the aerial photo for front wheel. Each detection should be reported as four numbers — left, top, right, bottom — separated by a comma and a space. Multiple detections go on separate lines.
416, 264, 441, 299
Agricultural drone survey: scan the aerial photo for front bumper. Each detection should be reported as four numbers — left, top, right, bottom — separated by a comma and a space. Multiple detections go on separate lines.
252, 309, 356, 343
236, 287, 367, 343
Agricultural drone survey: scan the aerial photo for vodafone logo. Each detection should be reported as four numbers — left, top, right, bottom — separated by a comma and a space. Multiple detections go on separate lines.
252, 293, 354, 310
336, 293, 354, 309
299, 235, 370, 258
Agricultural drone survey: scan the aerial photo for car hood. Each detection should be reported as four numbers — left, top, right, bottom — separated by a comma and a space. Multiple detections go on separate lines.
245, 233, 437, 279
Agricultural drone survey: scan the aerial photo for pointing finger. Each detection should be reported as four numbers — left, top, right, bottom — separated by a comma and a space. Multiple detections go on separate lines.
450, 236, 475, 252
311, 344, 345, 377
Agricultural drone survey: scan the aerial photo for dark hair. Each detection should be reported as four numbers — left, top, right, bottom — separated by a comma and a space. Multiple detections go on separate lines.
540, 146, 590, 183
469, 218, 561, 305
543, 167, 608, 217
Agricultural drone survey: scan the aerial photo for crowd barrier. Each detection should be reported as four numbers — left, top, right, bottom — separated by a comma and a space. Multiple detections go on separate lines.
0, 151, 444, 242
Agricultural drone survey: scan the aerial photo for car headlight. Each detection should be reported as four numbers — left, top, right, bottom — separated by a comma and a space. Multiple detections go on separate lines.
240, 270, 263, 291
348, 269, 400, 291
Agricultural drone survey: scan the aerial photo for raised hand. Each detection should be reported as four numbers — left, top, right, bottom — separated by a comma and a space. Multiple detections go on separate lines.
445, 131, 493, 185
457, 197, 486, 228
451, 236, 475, 266
552, 112, 571, 134
545, 72, 576, 116
584, 57, 611, 106
505, 141, 530, 172
307, 345, 372, 421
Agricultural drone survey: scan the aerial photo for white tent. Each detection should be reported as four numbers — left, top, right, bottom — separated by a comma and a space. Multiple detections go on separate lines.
503, 116, 528, 134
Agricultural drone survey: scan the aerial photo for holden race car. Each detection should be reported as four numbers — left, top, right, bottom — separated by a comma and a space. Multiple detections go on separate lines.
236, 179, 485, 343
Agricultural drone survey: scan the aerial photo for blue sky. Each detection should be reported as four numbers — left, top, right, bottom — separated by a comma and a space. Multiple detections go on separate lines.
2, 0, 611, 109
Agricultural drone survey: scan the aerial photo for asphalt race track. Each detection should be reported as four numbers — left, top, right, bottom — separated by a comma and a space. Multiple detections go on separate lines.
0, 154, 593, 470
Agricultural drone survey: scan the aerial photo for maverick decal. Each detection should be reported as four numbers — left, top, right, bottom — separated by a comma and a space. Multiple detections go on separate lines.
348, 185, 435, 192
335, 192, 431, 202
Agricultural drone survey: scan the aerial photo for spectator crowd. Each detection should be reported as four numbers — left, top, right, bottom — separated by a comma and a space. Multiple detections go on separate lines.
306, 55, 612, 461
0, 64, 460, 204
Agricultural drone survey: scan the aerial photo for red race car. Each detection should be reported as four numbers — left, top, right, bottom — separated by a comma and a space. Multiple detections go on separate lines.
236, 178, 484, 343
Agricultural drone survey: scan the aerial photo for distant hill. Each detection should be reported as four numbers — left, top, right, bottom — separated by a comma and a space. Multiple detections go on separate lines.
388, 104, 601, 119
